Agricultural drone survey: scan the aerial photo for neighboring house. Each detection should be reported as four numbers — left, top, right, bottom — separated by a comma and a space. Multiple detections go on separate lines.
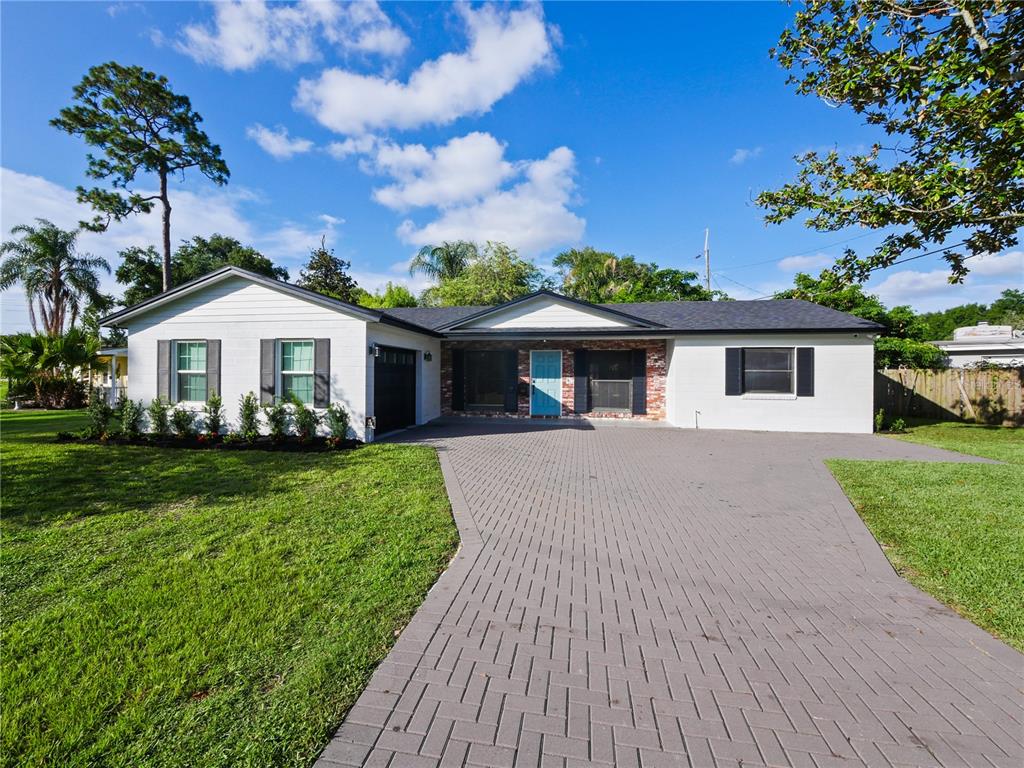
100, 266, 884, 439
932, 322, 1024, 368
89, 347, 129, 405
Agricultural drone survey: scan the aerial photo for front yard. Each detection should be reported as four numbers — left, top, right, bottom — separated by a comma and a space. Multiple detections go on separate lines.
1, 410, 459, 768
828, 422, 1023, 651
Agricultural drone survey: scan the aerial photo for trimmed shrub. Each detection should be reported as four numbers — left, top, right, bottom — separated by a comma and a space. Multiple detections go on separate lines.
147, 397, 170, 436
171, 406, 197, 438
325, 402, 351, 440
291, 395, 321, 442
116, 395, 144, 439
84, 392, 113, 439
263, 399, 289, 442
237, 392, 261, 443
203, 392, 225, 435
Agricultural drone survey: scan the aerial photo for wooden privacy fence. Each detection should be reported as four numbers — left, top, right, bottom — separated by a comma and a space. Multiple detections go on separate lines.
875, 367, 1024, 426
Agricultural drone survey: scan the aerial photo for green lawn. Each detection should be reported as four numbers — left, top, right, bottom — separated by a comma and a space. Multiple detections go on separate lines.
1, 410, 458, 768
828, 421, 1023, 651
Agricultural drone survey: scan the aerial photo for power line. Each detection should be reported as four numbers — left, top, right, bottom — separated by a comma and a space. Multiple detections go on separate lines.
714, 230, 876, 273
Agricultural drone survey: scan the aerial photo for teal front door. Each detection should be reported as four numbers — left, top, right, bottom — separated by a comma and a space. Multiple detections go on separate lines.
530, 350, 562, 416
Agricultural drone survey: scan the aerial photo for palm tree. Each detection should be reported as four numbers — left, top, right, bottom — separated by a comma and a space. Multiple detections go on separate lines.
409, 241, 478, 282
0, 219, 110, 336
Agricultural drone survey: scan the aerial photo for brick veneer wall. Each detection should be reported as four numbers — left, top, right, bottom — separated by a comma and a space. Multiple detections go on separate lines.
440, 339, 667, 420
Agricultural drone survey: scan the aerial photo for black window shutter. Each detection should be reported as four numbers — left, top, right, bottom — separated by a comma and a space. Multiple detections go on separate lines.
503, 349, 518, 412
451, 348, 465, 411
260, 339, 276, 405
631, 348, 647, 415
796, 347, 815, 397
206, 339, 221, 399
573, 349, 590, 413
725, 348, 743, 396
314, 338, 330, 407
157, 340, 171, 402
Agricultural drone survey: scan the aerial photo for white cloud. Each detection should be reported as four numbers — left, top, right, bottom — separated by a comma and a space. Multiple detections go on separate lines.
777, 253, 833, 272
395, 145, 584, 256
326, 134, 379, 160
295, 3, 555, 134
246, 123, 314, 159
869, 250, 1024, 311
729, 147, 762, 165
370, 132, 514, 211
176, 0, 408, 71
0, 167, 342, 330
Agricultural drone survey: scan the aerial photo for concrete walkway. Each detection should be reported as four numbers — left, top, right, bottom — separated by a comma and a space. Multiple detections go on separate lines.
317, 422, 1022, 768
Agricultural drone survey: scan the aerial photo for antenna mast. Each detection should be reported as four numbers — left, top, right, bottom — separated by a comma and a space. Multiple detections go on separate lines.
703, 228, 711, 295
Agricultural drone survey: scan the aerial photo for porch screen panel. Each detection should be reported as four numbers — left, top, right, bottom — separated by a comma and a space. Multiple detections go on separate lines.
589, 350, 633, 411
464, 351, 512, 412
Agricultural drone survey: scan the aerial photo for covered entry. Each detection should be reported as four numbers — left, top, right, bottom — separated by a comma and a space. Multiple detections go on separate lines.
373, 345, 416, 434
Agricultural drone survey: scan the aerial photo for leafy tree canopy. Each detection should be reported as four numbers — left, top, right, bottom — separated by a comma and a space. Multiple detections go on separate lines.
425, 242, 545, 306
116, 235, 287, 307
52, 62, 229, 291
0, 219, 110, 336
295, 237, 360, 304
918, 288, 1024, 339
354, 283, 418, 309
758, 2, 1023, 283
554, 246, 721, 303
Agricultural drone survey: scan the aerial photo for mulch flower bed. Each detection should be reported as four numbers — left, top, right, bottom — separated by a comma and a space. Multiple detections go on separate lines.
55, 432, 362, 452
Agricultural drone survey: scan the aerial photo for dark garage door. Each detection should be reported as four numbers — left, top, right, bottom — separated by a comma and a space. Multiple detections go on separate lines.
374, 346, 416, 435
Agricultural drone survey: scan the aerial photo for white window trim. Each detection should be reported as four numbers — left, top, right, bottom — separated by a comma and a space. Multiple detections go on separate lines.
173, 340, 208, 404
741, 346, 795, 395
277, 338, 315, 405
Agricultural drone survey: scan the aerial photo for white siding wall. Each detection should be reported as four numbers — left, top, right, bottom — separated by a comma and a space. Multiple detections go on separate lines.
665, 333, 875, 433
466, 297, 631, 328
122, 277, 371, 439
366, 324, 442, 438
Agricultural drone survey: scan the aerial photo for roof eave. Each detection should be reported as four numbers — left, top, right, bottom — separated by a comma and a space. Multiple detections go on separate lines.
438, 289, 665, 331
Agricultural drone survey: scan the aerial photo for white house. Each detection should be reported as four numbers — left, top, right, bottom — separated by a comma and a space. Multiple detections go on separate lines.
932, 322, 1024, 368
101, 266, 883, 439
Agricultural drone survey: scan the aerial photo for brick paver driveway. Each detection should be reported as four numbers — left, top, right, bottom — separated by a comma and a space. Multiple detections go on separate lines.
318, 422, 1023, 768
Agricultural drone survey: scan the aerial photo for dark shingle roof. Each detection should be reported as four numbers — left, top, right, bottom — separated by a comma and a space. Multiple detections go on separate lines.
383, 298, 882, 334
597, 299, 883, 332
381, 305, 490, 331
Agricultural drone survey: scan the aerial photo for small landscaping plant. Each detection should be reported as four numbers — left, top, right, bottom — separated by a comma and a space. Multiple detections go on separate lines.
291, 395, 321, 442
325, 402, 351, 447
115, 395, 144, 439
147, 397, 170, 436
84, 392, 113, 439
888, 417, 907, 433
237, 392, 261, 443
263, 398, 289, 442
170, 406, 197, 438
874, 408, 886, 433
203, 392, 225, 436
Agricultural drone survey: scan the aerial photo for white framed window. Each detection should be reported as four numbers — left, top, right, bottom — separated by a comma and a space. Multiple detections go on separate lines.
279, 339, 315, 404
742, 348, 793, 394
175, 341, 208, 402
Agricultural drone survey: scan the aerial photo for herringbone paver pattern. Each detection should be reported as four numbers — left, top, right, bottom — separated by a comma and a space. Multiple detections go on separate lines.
317, 422, 1023, 768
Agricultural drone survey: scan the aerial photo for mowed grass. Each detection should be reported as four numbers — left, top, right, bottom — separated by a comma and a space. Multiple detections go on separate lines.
1, 410, 459, 768
828, 421, 1023, 651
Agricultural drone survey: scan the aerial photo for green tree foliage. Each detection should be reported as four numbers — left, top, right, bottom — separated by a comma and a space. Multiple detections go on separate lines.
554, 247, 719, 303
409, 241, 477, 282
0, 219, 110, 336
425, 242, 544, 306
52, 62, 229, 292
758, 2, 1023, 282
0, 329, 98, 407
354, 282, 418, 309
918, 288, 1024, 339
774, 272, 942, 367
115, 235, 287, 306
295, 237, 359, 303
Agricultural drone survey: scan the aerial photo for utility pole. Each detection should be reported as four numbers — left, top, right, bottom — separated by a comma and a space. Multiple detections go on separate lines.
703, 228, 711, 295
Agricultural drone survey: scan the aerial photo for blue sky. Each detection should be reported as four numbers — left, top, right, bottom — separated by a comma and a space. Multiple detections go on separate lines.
2, 1, 1020, 332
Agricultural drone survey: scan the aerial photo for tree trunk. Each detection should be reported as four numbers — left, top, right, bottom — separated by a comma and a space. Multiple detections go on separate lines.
160, 168, 172, 293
